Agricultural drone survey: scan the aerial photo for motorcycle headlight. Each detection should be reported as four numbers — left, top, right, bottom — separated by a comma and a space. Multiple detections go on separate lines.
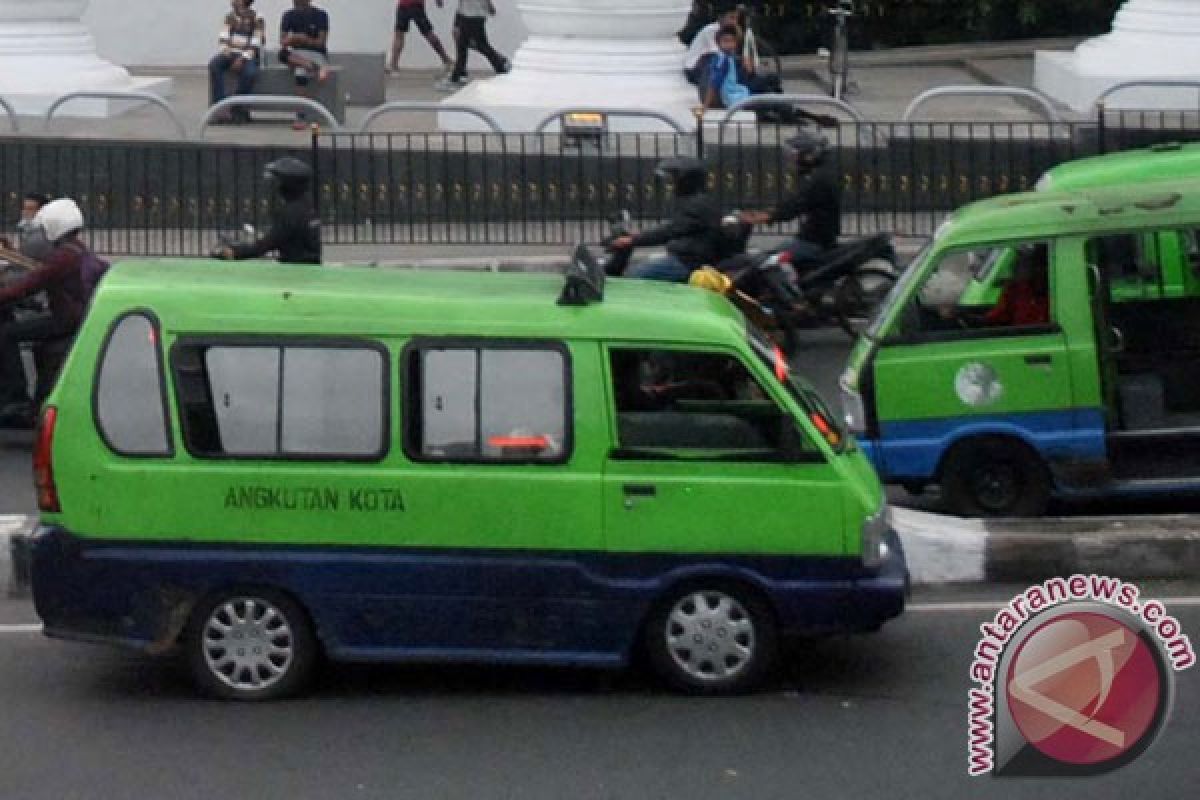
861, 505, 890, 570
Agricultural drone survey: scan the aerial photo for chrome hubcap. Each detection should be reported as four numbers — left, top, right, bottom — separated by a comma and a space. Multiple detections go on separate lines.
202, 597, 294, 692
665, 591, 755, 682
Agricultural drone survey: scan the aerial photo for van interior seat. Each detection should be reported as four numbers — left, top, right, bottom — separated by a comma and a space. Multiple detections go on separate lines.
1111, 298, 1200, 357
617, 411, 767, 451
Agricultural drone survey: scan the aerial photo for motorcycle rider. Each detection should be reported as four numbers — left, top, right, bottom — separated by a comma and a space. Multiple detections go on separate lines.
217, 157, 322, 264
740, 130, 840, 272
0, 198, 91, 426
610, 157, 724, 282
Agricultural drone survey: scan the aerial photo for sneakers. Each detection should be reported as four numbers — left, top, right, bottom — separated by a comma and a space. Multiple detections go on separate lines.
435, 75, 470, 92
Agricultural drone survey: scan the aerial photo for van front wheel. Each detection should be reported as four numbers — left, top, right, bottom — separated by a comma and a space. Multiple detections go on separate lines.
186, 589, 317, 701
645, 583, 777, 694
941, 438, 1051, 518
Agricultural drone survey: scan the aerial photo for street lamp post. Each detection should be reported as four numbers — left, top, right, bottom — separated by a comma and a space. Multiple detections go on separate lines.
0, 0, 169, 117
1036, 0, 1200, 111
440, 0, 699, 132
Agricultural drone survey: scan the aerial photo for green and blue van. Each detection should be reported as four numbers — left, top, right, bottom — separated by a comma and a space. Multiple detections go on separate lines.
842, 178, 1200, 516
31, 256, 906, 698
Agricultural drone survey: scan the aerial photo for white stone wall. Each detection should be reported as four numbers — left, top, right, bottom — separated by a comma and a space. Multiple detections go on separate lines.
83, 0, 529, 68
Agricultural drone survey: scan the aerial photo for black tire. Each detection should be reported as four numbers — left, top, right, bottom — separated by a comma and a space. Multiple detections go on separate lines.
940, 437, 1052, 518
644, 581, 777, 694
835, 265, 897, 338
185, 587, 318, 701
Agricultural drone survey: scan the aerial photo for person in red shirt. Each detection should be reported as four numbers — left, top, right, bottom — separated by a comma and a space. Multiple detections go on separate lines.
389, 0, 453, 74
985, 243, 1050, 327
0, 199, 90, 425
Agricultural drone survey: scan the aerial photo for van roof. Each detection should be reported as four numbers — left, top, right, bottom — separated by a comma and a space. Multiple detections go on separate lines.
937, 177, 1200, 247
1041, 142, 1200, 191
93, 260, 748, 345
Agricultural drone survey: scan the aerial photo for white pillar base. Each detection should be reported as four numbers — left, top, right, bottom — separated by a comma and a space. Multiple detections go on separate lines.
1035, 0, 1200, 111
0, 5, 173, 119
440, 0, 698, 133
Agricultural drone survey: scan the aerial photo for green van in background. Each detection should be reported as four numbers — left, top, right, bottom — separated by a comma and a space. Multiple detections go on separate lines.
31, 255, 906, 699
842, 179, 1200, 516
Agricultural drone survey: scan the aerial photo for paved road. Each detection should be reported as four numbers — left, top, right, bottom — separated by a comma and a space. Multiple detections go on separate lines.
1, 584, 1197, 799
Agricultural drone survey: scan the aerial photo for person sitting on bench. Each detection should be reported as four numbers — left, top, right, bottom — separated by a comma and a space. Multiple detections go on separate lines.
279, 0, 332, 131
209, 0, 267, 124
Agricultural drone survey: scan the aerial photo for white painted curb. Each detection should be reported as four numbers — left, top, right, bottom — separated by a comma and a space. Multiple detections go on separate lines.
891, 508, 988, 585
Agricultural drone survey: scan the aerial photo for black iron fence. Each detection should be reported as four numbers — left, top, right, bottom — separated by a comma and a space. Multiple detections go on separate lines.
2, 109, 1199, 257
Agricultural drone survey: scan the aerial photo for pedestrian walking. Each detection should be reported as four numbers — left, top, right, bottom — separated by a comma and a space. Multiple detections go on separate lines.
436, 0, 510, 92
388, 0, 454, 75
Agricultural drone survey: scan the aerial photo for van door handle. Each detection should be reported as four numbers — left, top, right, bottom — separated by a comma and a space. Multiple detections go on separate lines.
1024, 354, 1053, 366
623, 484, 657, 497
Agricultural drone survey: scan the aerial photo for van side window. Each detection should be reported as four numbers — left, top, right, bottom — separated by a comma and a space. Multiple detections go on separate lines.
95, 313, 172, 456
894, 242, 1054, 340
173, 343, 386, 459
408, 344, 570, 463
608, 349, 807, 461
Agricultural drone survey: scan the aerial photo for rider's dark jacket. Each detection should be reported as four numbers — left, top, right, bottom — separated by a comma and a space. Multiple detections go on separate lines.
231, 196, 322, 265
631, 192, 725, 269
768, 161, 841, 250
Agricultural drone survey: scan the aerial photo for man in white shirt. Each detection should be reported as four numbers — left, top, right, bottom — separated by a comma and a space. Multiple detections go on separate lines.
683, 6, 740, 86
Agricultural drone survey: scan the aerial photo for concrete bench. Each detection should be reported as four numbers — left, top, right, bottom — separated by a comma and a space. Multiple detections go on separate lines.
226, 64, 346, 123
222, 52, 387, 124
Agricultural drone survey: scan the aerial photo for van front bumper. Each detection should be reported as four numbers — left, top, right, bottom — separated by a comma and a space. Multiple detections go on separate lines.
773, 528, 908, 636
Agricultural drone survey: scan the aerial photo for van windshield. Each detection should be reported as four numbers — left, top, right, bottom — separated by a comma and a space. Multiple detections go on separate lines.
747, 326, 847, 453
866, 241, 933, 340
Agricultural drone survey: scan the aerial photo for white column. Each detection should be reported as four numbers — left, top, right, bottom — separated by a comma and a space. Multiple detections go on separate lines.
441, 0, 699, 132
1036, 0, 1200, 111
0, 0, 171, 117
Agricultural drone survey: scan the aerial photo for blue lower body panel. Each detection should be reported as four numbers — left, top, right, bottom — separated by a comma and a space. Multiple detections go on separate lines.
865, 408, 1107, 483
32, 527, 907, 668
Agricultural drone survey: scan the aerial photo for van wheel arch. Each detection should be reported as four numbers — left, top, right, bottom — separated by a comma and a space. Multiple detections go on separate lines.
937, 434, 1053, 518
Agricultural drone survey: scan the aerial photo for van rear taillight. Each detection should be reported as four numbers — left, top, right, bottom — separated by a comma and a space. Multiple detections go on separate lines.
33, 406, 61, 513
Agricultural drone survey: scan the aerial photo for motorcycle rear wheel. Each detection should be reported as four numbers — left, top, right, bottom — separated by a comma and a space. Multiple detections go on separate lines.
835, 265, 896, 338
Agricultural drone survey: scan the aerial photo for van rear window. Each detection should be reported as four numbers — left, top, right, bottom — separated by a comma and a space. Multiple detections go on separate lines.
95, 313, 172, 457
173, 342, 386, 460
405, 342, 570, 464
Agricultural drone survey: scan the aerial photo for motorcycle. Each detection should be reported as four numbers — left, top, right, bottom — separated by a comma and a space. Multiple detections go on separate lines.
0, 245, 72, 430
599, 210, 899, 350
209, 224, 259, 259
716, 216, 899, 348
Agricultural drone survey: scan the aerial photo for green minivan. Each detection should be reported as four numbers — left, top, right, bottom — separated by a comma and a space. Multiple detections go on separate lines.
842, 179, 1200, 516
31, 255, 906, 699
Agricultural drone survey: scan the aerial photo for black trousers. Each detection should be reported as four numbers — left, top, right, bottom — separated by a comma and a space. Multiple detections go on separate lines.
0, 312, 73, 406
450, 14, 507, 81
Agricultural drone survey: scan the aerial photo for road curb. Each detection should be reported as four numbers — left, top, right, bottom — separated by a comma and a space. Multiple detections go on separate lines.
893, 509, 1200, 585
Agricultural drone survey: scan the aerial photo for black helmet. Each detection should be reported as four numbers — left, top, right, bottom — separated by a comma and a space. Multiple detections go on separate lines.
655, 156, 708, 198
264, 157, 313, 198
784, 131, 831, 168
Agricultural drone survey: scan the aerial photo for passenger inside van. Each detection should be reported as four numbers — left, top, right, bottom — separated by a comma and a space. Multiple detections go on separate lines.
983, 244, 1050, 328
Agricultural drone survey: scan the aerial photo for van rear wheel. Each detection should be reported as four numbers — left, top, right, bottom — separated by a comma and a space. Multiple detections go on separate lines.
645, 582, 776, 694
186, 588, 317, 701
941, 438, 1051, 518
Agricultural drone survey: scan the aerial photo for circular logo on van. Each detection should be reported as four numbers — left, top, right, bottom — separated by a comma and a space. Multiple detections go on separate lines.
955, 362, 1003, 407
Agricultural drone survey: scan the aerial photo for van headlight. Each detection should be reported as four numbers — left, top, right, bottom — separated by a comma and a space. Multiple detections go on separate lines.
840, 375, 866, 435
861, 505, 890, 569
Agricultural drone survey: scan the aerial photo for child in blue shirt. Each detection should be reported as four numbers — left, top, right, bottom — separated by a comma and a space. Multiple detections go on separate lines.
704, 25, 751, 110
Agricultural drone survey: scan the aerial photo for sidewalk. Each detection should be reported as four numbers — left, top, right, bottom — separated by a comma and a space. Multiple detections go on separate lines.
1, 39, 1091, 144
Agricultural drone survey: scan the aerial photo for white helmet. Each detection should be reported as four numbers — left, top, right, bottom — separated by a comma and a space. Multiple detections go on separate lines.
34, 198, 85, 244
